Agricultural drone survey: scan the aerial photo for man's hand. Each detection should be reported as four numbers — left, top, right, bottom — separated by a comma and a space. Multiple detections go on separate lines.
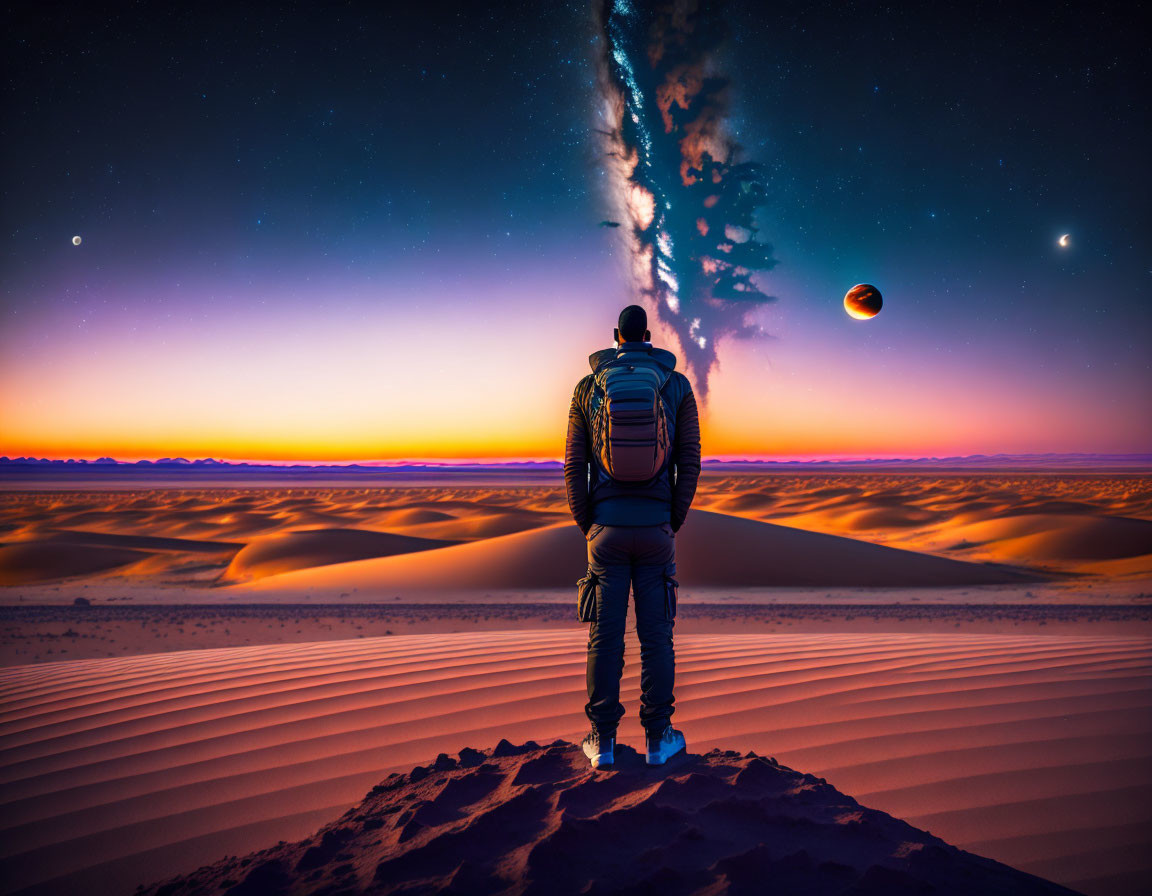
670, 388, 701, 532
564, 379, 593, 530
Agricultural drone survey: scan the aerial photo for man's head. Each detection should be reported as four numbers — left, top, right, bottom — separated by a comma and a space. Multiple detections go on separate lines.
615, 304, 651, 345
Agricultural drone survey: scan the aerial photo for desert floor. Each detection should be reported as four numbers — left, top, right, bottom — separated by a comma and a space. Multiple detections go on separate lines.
1, 473, 1150, 895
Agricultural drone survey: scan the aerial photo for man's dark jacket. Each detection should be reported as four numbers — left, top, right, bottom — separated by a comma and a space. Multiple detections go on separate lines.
565, 341, 701, 532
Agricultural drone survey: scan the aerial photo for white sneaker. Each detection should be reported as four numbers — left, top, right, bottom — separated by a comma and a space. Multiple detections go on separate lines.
582, 731, 615, 768
645, 726, 686, 766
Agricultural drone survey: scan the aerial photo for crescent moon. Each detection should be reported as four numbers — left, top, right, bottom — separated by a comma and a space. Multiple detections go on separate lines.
1058, 233, 1070, 248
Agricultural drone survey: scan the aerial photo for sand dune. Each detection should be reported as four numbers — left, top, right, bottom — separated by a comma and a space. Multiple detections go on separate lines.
939, 514, 1152, 563
139, 740, 1079, 896
373, 507, 456, 526
0, 531, 239, 586
1, 631, 1147, 894
702, 475, 1152, 572
19, 530, 237, 554
395, 509, 564, 542
234, 510, 1038, 593
0, 543, 150, 586
2, 475, 1149, 593
219, 528, 455, 583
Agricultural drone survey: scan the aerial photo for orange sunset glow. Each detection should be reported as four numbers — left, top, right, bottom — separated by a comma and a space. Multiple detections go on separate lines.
3, 284, 1147, 462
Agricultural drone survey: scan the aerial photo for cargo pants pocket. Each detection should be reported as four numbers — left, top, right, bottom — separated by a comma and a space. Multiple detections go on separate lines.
663, 564, 679, 620
577, 568, 599, 623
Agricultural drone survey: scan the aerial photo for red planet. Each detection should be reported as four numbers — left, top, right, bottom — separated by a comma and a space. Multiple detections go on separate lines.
844, 283, 883, 319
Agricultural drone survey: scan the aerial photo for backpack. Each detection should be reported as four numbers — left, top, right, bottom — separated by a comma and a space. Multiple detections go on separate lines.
592, 358, 670, 481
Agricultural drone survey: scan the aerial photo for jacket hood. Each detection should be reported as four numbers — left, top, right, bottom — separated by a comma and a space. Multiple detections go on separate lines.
588, 342, 678, 381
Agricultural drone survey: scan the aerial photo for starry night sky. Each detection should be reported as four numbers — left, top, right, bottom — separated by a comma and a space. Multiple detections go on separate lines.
2, 0, 1149, 461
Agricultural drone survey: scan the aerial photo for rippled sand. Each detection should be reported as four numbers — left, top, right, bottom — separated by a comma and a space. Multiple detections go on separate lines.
2, 631, 1147, 895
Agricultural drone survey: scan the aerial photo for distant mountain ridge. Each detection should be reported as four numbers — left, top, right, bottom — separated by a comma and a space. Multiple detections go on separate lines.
1, 453, 1150, 475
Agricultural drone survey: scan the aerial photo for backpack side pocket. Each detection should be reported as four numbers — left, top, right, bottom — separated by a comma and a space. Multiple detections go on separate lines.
663, 564, 679, 621
577, 568, 599, 623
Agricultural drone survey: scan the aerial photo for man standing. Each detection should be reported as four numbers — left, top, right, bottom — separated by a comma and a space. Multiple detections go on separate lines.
565, 304, 701, 767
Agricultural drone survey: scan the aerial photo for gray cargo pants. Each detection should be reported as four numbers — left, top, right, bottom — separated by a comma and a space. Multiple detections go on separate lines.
584, 522, 678, 737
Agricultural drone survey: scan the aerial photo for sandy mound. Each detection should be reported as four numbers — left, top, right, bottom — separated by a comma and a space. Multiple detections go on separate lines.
943, 514, 1152, 563
0, 542, 150, 585
374, 507, 457, 526
138, 740, 1076, 896
219, 529, 456, 583
237, 510, 1038, 594
711, 490, 778, 513
838, 506, 946, 531
398, 510, 562, 542
19, 530, 238, 553
0, 530, 240, 585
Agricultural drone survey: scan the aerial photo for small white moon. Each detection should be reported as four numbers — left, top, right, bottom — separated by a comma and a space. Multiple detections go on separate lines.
1058, 233, 1070, 248
72, 235, 82, 246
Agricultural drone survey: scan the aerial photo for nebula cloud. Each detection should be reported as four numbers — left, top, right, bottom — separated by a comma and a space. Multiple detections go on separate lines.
597, 0, 777, 399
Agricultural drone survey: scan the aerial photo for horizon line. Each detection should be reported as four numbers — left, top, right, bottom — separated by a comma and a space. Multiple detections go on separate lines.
4, 451, 1152, 469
